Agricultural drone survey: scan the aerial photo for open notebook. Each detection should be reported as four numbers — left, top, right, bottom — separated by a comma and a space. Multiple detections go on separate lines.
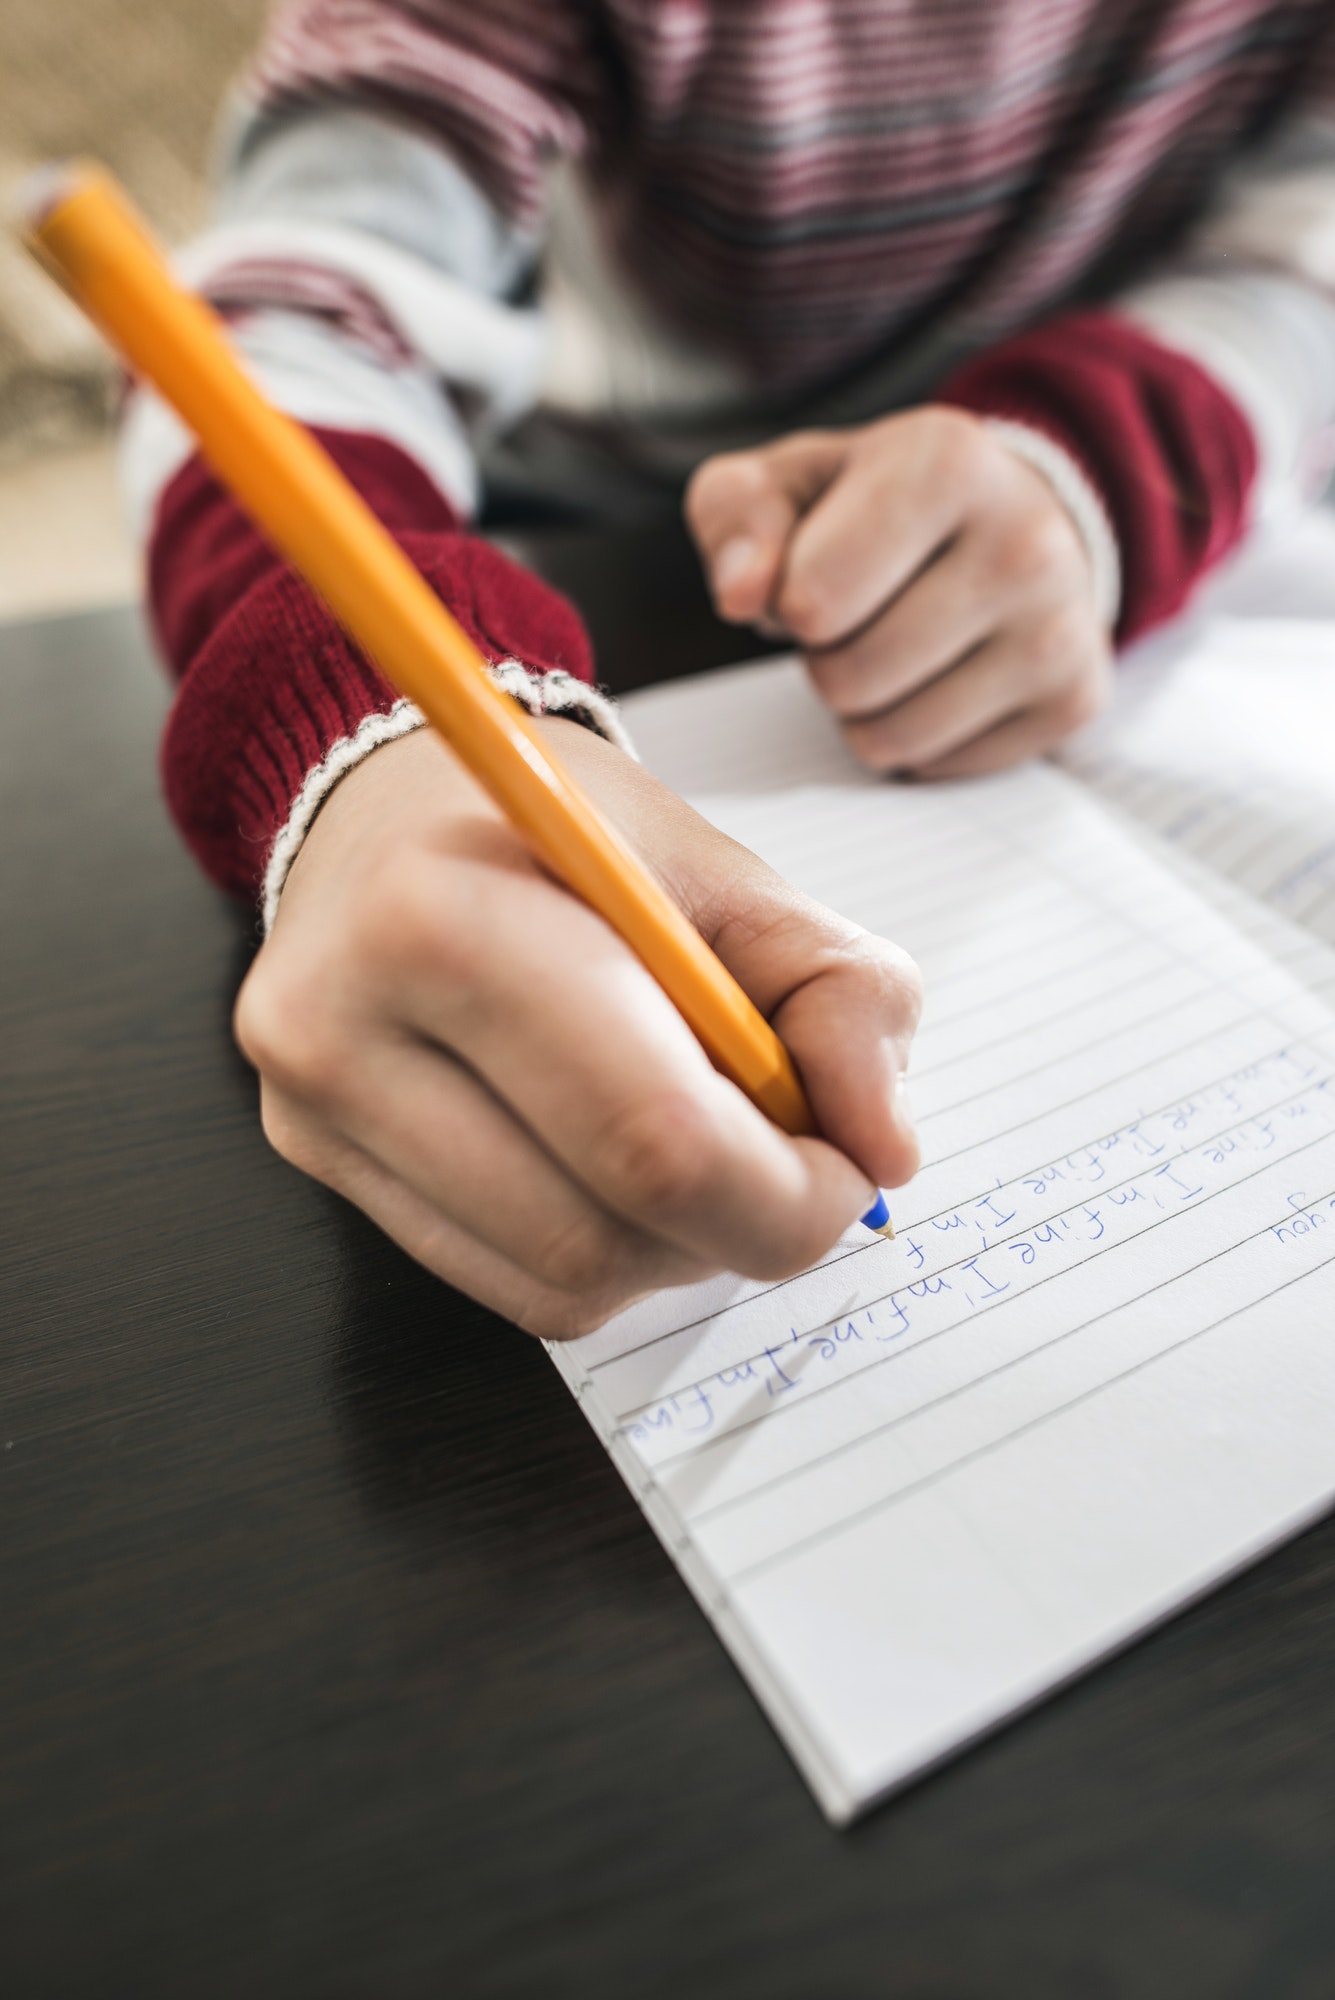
543, 646, 1335, 1825
1061, 616, 1335, 947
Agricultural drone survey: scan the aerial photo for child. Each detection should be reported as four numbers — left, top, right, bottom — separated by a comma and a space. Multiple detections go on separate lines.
125, 1, 1335, 1334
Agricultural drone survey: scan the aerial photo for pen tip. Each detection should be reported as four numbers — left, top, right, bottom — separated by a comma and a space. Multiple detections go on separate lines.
872, 1219, 896, 1240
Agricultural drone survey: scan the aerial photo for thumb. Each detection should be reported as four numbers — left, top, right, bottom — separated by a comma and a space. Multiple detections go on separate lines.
685, 433, 847, 625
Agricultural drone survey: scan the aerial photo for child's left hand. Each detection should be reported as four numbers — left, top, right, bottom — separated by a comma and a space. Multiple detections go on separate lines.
686, 407, 1112, 778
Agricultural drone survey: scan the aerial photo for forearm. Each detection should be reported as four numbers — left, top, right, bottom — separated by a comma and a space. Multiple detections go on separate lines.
122, 98, 621, 909
940, 111, 1335, 646
1117, 110, 1335, 521
147, 428, 623, 911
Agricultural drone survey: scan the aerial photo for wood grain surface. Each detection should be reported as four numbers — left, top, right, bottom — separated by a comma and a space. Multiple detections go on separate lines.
4, 531, 1335, 1998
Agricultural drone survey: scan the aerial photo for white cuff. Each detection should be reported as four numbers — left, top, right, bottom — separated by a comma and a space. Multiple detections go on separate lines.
984, 418, 1123, 631
484, 660, 637, 760
260, 664, 635, 933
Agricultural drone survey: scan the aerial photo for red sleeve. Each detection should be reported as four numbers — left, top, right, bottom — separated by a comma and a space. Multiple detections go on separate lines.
150, 429, 593, 902
940, 310, 1259, 644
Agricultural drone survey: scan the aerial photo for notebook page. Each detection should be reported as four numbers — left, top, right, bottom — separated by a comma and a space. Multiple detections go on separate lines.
615, 650, 868, 796
1060, 617, 1335, 946
542, 675, 1335, 1822
1107, 810, 1335, 1012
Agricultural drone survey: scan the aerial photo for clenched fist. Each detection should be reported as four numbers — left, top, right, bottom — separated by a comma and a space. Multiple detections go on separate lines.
235, 719, 923, 1339
687, 406, 1113, 778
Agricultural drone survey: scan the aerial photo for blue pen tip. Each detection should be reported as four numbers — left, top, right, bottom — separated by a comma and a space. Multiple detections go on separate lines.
860, 1189, 894, 1237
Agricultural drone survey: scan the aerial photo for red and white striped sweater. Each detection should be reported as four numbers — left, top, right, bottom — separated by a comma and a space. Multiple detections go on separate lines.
127, 0, 1335, 905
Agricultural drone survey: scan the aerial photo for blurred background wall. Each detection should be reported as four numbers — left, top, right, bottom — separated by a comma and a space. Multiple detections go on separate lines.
0, 0, 268, 614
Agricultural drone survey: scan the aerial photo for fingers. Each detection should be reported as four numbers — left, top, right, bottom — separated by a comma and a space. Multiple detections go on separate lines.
686, 432, 848, 625
839, 615, 1110, 774
776, 410, 978, 645
690, 407, 1114, 784
805, 530, 1016, 721
238, 721, 926, 1338
697, 882, 922, 1190
771, 937, 923, 1191
248, 748, 887, 1280
307, 1032, 712, 1299
911, 671, 1113, 779
331, 846, 879, 1281
262, 1089, 670, 1339
532, 721, 924, 1193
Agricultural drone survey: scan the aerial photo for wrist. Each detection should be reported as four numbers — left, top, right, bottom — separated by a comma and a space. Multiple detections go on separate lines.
982, 417, 1122, 631
941, 310, 1258, 642
263, 661, 636, 933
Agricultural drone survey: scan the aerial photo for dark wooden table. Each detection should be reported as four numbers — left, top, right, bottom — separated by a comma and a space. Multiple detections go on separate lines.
5, 528, 1335, 1999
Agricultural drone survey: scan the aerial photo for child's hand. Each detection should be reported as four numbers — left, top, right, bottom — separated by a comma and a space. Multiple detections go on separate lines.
234, 720, 922, 1338
687, 407, 1112, 777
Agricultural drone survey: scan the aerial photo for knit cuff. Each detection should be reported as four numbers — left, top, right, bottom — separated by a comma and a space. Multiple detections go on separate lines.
942, 311, 1258, 643
259, 661, 636, 932
984, 417, 1123, 630
151, 430, 602, 903
485, 659, 637, 759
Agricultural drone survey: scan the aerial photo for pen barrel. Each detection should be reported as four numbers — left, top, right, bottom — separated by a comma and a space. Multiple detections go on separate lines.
26, 166, 815, 1138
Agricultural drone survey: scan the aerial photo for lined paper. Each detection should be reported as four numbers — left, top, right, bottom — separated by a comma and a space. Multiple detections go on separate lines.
544, 661, 1335, 1822
1062, 617, 1335, 945
1116, 820, 1335, 1014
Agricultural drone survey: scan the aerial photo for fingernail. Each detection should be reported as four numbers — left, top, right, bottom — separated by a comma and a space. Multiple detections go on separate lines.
713, 536, 760, 599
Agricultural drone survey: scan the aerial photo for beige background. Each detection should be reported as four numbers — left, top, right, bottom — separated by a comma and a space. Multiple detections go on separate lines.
0, 0, 267, 617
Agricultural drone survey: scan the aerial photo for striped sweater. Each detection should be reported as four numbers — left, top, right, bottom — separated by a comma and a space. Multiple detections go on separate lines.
124, 0, 1335, 905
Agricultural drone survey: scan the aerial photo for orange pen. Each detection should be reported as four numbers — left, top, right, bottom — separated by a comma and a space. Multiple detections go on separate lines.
20, 161, 894, 1234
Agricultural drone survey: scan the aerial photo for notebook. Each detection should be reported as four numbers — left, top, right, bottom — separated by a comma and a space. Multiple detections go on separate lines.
542, 646, 1335, 1825
1060, 616, 1335, 947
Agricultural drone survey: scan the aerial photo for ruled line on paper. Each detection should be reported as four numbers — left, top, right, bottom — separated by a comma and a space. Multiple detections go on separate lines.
577, 1201, 1335, 1703
583, 1002, 1335, 1377
915, 1012, 1313, 1168
910, 968, 1243, 1123
722, 1193, 1335, 1586
663, 1154, 1335, 1601
599, 1168, 1335, 1628
1060, 618, 1335, 949
596, 1039, 1333, 1385
669, 1130, 1335, 1513
579, 788, 1335, 1384
594, 1022, 1323, 1370
1148, 841, 1335, 1004
608, 1070, 1335, 1457
914, 918, 1120, 1035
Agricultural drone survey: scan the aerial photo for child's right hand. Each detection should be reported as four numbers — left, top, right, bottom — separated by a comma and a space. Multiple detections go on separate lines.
233, 718, 923, 1338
